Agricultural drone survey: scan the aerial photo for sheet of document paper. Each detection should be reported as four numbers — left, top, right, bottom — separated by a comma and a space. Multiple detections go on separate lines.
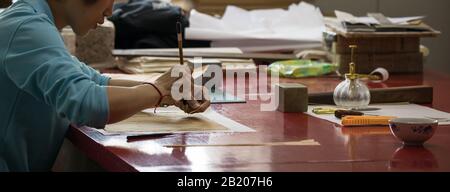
186, 2, 325, 52
306, 103, 450, 126
102, 106, 255, 136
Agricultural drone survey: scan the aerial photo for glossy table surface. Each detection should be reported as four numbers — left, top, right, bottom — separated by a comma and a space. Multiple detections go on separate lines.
68, 68, 450, 172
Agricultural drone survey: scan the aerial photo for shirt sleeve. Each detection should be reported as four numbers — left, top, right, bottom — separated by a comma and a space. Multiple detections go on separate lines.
4, 15, 109, 128
72, 56, 111, 86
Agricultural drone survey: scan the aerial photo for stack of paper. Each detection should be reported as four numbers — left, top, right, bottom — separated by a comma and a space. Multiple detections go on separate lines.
115, 47, 256, 74
186, 2, 325, 52
334, 10, 430, 32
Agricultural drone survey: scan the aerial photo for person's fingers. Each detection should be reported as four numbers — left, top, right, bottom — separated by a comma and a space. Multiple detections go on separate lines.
175, 101, 189, 113
174, 99, 210, 114
175, 99, 198, 113
200, 100, 211, 112
186, 100, 201, 110
182, 104, 190, 113
186, 86, 211, 114
160, 96, 176, 106
192, 100, 211, 114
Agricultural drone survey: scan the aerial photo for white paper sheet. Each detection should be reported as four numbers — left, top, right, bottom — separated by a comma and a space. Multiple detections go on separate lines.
100, 107, 255, 136
211, 40, 321, 52
306, 103, 450, 126
186, 2, 325, 52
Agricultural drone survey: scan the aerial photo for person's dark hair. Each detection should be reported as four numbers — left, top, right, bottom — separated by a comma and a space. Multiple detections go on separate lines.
0, 0, 13, 8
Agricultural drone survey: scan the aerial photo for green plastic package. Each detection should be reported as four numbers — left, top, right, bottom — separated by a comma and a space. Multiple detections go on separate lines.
268, 60, 337, 78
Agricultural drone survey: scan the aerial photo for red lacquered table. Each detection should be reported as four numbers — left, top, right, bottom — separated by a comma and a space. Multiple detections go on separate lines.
67, 68, 450, 172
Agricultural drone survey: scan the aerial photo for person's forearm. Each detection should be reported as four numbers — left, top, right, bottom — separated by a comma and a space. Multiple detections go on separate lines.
108, 79, 144, 87
106, 84, 160, 124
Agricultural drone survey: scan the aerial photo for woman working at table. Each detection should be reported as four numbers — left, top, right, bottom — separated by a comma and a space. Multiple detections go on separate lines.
0, 0, 210, 171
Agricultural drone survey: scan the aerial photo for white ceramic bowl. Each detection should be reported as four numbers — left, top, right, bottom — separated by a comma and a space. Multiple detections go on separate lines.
388, 118, 438, 146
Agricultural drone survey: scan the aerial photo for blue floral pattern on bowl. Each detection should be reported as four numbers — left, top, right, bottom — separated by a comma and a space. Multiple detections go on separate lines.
411, 125, 434, 135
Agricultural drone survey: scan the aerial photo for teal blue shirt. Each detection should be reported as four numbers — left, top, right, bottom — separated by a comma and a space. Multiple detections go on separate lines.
0, 0, 110, 171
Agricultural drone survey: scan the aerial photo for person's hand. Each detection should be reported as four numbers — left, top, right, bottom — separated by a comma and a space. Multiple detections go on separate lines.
174, 84, 210, 114
153, 65, 210, 114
